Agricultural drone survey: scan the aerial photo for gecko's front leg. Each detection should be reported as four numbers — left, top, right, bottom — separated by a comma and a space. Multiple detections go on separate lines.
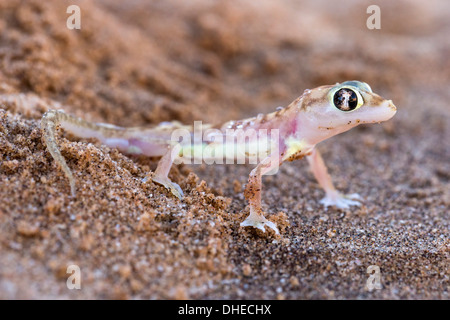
307, 148, 361, 209
241, 155, 281, 235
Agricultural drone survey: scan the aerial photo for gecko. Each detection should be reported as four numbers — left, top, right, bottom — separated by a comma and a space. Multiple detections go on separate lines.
39, 81, 396, 235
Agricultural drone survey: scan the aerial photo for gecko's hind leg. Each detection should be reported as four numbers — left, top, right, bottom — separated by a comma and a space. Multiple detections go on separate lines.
41, 110, 76, 196
145, 145, 183, 199
241, 156, 280, 235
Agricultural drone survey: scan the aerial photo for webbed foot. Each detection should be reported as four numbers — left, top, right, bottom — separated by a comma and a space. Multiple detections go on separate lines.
240, 209, 280, 235
146, 175, 184, 199
320, 191, 362, 209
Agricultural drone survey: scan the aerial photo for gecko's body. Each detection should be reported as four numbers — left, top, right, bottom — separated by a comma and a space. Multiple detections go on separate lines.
40, 81, 396, 234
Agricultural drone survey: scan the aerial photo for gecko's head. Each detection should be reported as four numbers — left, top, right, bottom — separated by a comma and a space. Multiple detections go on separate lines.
301, 80, 396, 142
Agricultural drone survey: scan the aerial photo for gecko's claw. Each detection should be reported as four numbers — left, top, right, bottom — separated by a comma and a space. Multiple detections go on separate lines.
320, 192, 362, 209
240, 210, 280, 235
149, 176, 184, 200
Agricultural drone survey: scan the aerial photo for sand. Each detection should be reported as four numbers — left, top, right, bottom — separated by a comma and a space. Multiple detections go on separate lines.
0, 0, 448, 299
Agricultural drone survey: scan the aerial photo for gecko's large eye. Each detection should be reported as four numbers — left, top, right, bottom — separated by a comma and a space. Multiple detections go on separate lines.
333, 88, 362, 111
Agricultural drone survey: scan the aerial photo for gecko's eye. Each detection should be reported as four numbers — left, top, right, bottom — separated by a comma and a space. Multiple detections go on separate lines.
333, 88, 361, 111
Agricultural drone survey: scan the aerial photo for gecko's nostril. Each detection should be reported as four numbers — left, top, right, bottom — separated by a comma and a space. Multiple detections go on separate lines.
388, 100, 397, 112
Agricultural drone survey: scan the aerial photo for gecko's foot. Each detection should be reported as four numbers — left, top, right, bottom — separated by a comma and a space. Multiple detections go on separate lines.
147, 176, 184, 200
320, 192, 362, 209
240, 210, 280, 235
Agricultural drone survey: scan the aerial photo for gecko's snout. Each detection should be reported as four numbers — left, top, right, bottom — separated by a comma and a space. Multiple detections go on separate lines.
356, 98, 396, 124
377, 99, 397, 122
386, 100, 397, 120
387, 100, 397, 112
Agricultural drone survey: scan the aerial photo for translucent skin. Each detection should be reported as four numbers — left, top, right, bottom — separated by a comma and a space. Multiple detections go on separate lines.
40, 80, 396, 235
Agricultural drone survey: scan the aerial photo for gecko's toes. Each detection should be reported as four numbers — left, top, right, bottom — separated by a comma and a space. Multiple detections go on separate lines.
346, 193, 362, 200
320, 192, 362, 209
149, 176, 184, 200
240, 211, 280, 235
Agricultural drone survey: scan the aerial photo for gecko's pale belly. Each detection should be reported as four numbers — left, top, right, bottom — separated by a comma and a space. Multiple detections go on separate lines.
107, 132, 311, 164
178, 139, 275, 163
103, 138, 168, 157
107, 128, 282, 162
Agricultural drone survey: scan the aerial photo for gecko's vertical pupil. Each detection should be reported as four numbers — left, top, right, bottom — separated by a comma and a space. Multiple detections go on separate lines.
333, 88, 358, 111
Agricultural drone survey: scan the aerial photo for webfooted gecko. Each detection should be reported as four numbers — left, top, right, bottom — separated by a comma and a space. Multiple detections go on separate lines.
40, 81, 396, 234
